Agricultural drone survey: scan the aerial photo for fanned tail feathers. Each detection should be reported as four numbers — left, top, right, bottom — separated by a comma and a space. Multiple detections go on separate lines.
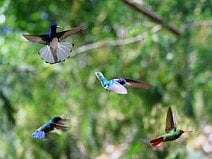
38, 42, 73, 64
31, 130, 46, 139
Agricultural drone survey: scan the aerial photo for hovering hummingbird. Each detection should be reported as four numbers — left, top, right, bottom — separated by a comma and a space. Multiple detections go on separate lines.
22, 23, 85, 64
95, 72, 151, 94
150, 107, 193, 147
31, 116, 68, 139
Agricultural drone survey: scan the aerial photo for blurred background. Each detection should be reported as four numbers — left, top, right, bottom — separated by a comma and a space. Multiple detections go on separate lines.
0, 0, 211, 158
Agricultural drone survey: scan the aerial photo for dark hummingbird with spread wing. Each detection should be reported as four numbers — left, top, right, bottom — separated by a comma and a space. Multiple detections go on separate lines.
31, 116, 68, 139
22, 23, 85, 64
95, 72, 151, 94
150, 107, 193, 147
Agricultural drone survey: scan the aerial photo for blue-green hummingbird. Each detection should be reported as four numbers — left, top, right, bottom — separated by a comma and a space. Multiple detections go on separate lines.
95, 72, 151, 94
150, 107, 193, 147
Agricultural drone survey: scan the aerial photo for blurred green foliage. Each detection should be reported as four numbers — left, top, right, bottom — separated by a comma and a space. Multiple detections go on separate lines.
0, 0, 211, 158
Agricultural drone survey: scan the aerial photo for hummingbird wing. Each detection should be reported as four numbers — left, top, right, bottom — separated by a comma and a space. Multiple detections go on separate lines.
51, 117, 68, 129
165, 107, 176, 133
22, 34, 49, 44
172, 111, 177, 127
124, 79, 151, 89
52, 123, 68, 129
57, 24, 86, 41
107, 80, 127, 94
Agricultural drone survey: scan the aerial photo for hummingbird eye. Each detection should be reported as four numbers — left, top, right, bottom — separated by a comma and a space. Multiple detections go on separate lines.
51, 116, 62, 123
95, 72, 102, 77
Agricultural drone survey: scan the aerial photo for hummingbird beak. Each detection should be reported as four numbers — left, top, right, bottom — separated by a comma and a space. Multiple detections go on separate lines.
182, 130, 193, 133
60, 118, 69, 122
58, 116, 69, 124
57, 26, 63, 29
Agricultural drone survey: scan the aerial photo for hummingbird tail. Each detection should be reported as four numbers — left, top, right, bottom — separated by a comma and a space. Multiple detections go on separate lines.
57, 42, 74, 61
31, 130, 46, 139
38, 42, 73, 64
150, 136, 163, 147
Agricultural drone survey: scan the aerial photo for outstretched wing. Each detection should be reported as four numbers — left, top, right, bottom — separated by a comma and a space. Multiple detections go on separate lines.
52, 123, 68, 129
22, 34, 49, 44
52, 118, 68, 129
165, 107, 176, 133
57, 24, 86, 41
124, 79, 151, 89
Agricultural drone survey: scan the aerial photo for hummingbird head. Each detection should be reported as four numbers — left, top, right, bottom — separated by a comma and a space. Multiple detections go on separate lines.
51, 116, 62, 123
95, 72, 104, 78
50, 23, 57, 30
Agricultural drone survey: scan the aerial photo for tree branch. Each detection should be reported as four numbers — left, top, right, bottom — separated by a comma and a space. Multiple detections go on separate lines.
71, 25, 161, 57
185, 20, 212, 29
0, 90, 15, 125
123, 0, 181, 36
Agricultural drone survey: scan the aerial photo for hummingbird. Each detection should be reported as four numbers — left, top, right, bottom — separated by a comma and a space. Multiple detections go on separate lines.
22, 23, 85, 64
150, 107, 193, 147
31, 116, 68, 139
95, 72, 151, 94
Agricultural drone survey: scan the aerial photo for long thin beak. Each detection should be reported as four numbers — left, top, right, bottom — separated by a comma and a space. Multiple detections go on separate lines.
183, 130, 193, 133
59, 116, 69, 123
61, 118, 69, 122
57, 26, 63, 29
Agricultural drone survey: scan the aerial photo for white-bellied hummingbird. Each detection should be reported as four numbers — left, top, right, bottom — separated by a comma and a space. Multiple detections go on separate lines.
95, 72, 151, 94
